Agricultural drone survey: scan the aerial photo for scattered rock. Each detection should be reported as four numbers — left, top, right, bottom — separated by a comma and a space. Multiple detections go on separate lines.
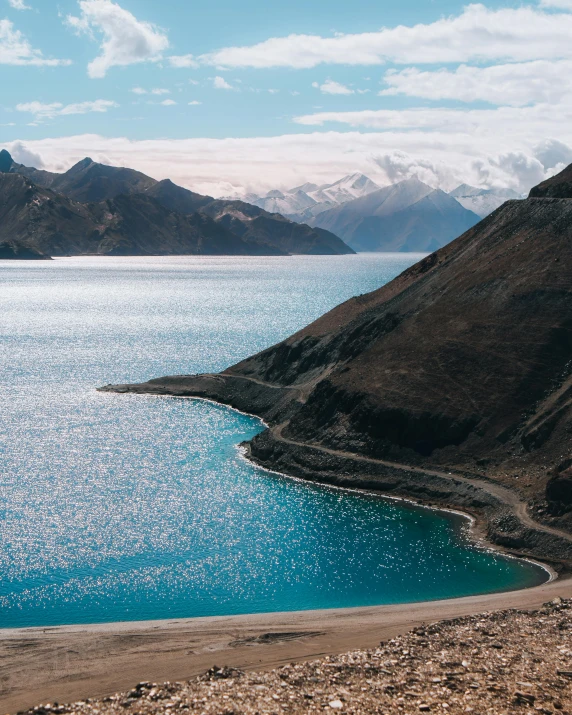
20, 600, 572, 715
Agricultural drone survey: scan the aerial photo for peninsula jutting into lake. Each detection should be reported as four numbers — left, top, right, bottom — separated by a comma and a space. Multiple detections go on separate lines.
103, 164, 572, 570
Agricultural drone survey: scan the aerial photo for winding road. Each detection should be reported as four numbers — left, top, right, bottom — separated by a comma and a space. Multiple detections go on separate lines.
223, 373, 572, 545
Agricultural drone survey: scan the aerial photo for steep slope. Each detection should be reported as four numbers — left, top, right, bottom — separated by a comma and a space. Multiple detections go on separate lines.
4, 153, 156, 201
450, 184, 522, 218
145, 179, 217, 214
103, 168, 572, 560
49, 158, 157, 202
310, 177, 480, 251
0, 173, 280, 256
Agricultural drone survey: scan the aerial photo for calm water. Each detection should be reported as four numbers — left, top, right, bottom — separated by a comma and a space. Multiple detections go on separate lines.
0, 255, 546, 629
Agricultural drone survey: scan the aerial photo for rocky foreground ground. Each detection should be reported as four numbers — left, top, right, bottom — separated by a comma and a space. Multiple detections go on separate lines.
22, 599, 571, 715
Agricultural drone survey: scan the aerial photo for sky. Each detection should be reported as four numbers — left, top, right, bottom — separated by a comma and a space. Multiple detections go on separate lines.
1, 0, 572, 196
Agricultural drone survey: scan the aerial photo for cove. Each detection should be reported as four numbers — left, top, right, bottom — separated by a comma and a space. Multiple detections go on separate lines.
0, 256, 547, 629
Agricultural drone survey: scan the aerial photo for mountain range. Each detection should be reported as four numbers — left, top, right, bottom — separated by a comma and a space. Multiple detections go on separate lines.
0, 150, 353, 258
103, 162, 572, 562
308, 177, 481, 252
236, 173, 382, 221
241, 173, 523, 252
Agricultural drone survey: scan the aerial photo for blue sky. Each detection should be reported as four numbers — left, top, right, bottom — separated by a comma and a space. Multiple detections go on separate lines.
1, 0, 571, 195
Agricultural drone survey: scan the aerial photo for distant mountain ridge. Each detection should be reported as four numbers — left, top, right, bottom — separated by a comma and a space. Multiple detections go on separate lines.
234, 173, 381, 222
308, 177, 481, 252
0, 150, 353, 258
241, 173, 520, 252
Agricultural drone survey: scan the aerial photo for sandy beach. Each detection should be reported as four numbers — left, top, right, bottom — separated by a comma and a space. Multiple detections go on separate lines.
1, 574, 570, 713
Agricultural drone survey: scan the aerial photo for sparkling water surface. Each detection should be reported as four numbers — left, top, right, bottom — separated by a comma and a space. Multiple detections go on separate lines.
0, 255, 546, 628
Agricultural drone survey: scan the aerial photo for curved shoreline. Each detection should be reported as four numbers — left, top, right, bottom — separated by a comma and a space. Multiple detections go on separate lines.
1, 390, 571, 712
100, 386, 572, 569
236, 443, 557, 586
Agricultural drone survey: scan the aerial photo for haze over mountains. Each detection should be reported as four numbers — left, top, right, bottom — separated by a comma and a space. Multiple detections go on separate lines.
450, 184, 523, 218
241, 173, 523, 252
0, 146, 532, 258
0, 150, 353, 259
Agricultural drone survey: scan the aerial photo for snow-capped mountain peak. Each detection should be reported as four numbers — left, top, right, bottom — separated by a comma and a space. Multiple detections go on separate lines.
308, 173, 381, 205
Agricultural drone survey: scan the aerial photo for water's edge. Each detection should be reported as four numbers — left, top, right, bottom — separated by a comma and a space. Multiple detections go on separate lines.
0, 391, 555, 635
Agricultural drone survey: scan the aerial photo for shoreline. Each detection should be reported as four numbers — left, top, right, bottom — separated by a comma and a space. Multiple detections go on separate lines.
1, 391, 571, 711
102, 389, 572, 572
1, 576, 571, 713
236, 443, 558, 585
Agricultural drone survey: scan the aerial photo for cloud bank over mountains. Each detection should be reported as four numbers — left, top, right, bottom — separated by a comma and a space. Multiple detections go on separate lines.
1, 1, 571, 197
4, 133, 570, 199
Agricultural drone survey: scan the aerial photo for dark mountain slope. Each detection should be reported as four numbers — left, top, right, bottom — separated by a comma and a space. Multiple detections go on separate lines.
4, 154, 156, 201
146, 180, 354, 255
309, 177, 480, 251
50, 158, 157, 202
0, 238, 50, 259
103, 168, 572, 557
145, 179, 215, 213
0, 173, 280, 256
1, 151, 353, 255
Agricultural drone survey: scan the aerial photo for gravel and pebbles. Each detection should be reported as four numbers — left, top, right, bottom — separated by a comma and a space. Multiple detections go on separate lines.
21, 599, 571, 715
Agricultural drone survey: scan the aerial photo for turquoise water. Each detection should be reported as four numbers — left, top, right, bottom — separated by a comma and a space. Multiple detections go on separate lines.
0, 255, 546, 629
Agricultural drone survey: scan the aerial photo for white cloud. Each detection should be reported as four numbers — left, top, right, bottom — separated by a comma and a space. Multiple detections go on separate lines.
8, 0, 31, 10
188, 100, 202, 106
292, 103, 572, 136
0, 19, 71, 65
313, 79, 354, 95
160, 99, 177, 106
9, 141, 44, 167
65, 0, 169, 78
380, 59, 572, 106
5, 125, 571, 198
534, 138, 572, 169
169, 54, 198, 68
131, 87, 170, 96
198, 5, 572, 69
213, 75, 233, 90
16, 99, 118, 121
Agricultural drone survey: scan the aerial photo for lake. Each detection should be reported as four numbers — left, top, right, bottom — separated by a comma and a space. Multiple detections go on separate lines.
0, 255, 547, 628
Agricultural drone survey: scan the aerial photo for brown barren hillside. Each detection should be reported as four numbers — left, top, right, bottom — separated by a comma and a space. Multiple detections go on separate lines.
102, 165, 572, 564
